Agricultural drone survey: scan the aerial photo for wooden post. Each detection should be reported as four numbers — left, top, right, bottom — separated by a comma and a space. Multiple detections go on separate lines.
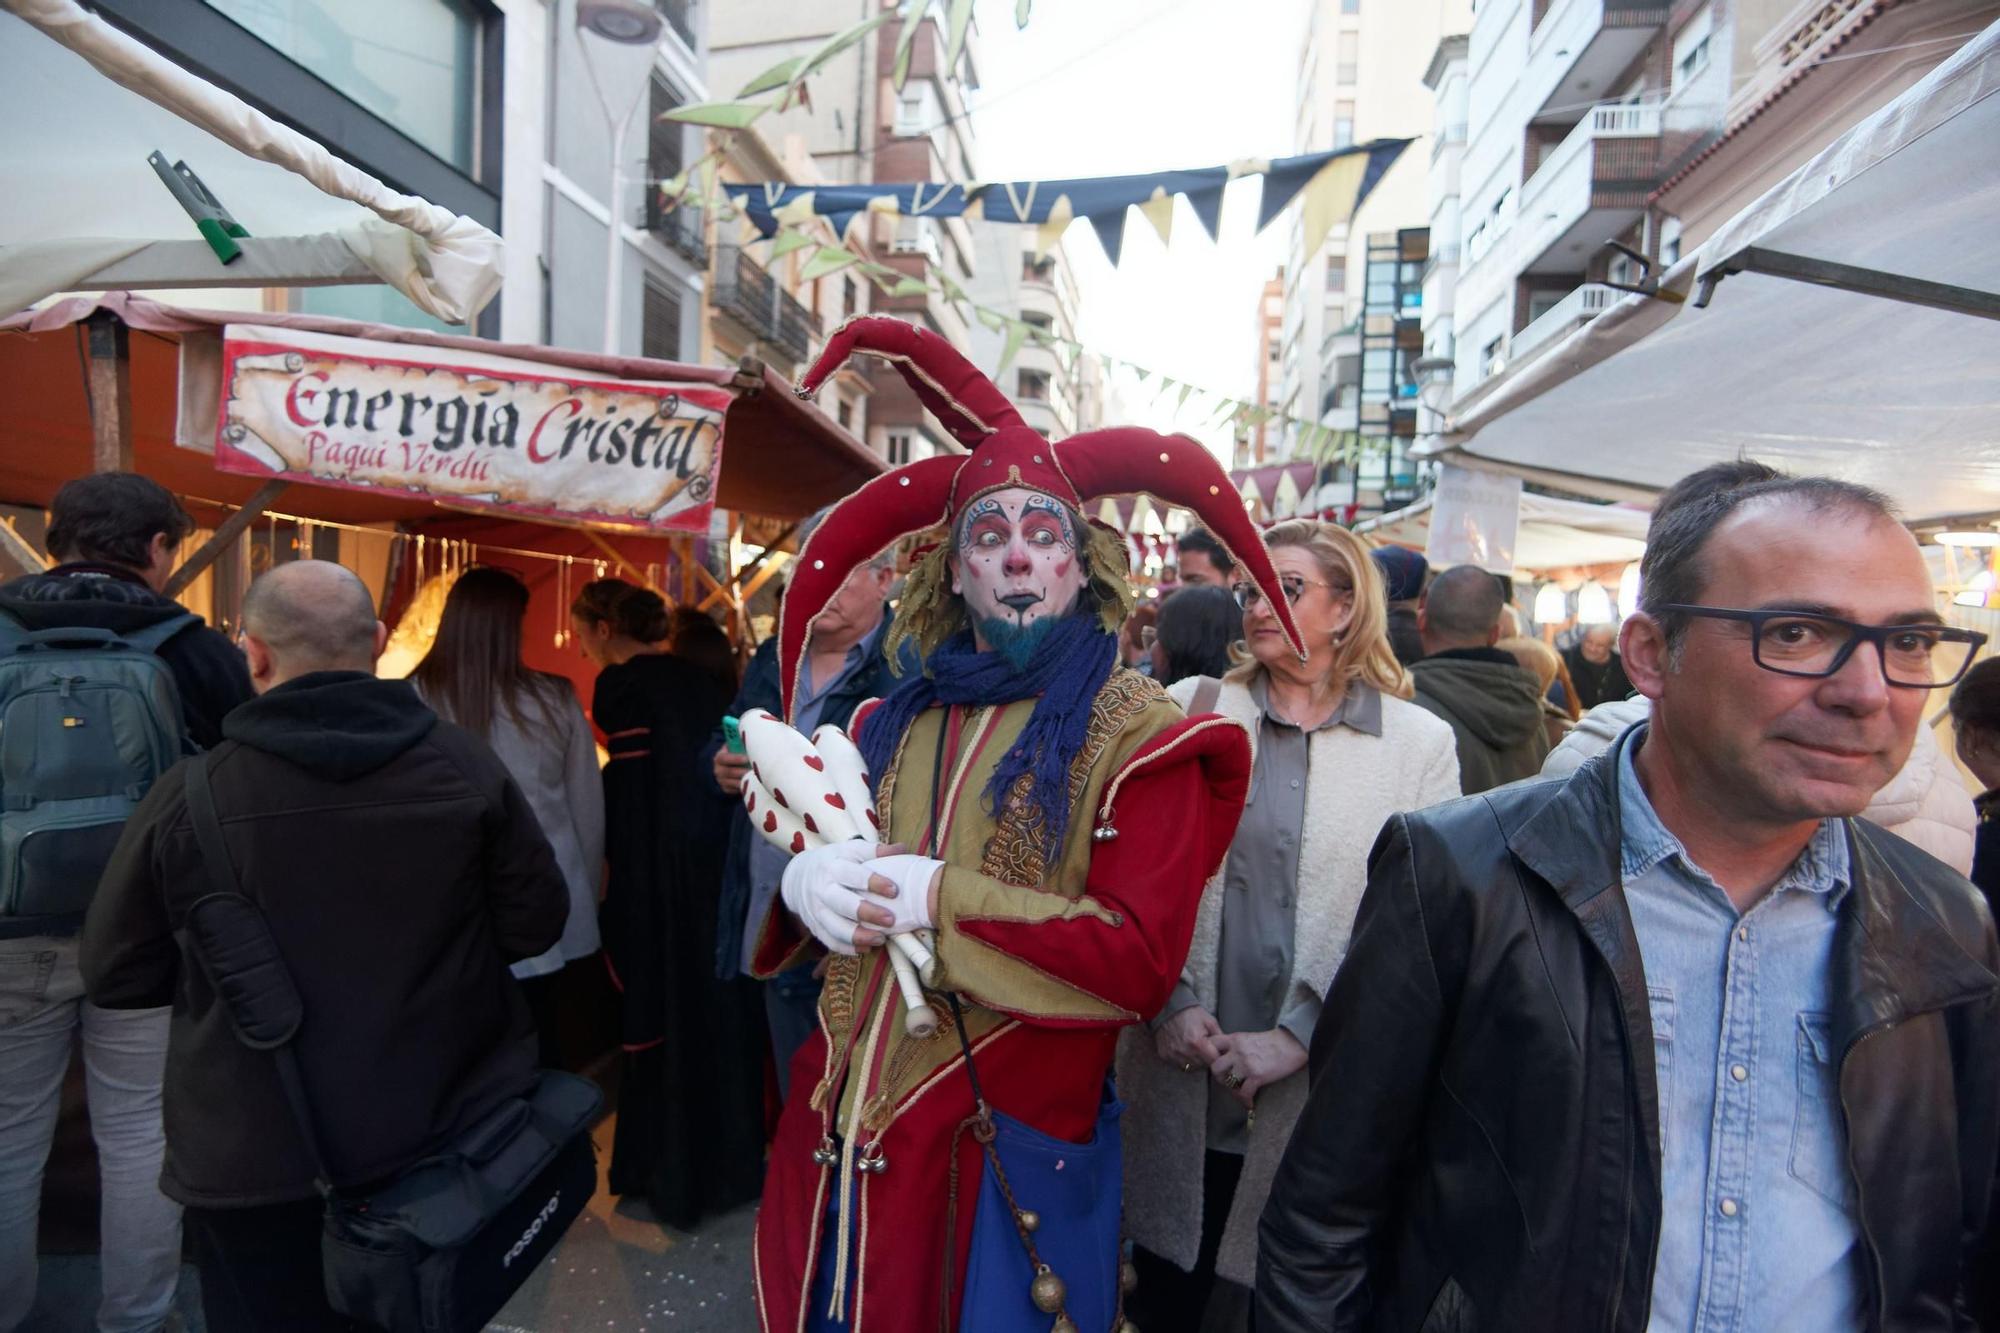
581, 529, 658, 590
84, 311, 133, 474
0, 516, 51, 575
162, 479, 291, 599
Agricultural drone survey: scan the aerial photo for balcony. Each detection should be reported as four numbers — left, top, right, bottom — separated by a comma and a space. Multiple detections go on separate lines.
1510, 282, 1619, 361
1512, 103, 1662, 276
1523, 0, 1670, 126
712, 244, 817, 364
1431, 123, 1468, 162
643, 200, 707, 270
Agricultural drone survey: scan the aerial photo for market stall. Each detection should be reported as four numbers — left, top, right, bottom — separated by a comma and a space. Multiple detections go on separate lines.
0, 292, 883, 700
1422, 16, 2000, 526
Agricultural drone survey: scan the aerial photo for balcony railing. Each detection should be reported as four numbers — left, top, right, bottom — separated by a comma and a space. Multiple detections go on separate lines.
712, 245, 817, 363
1511, 283, 1619, 361
1517, 102, 1662, 230
643, 200, 707, 270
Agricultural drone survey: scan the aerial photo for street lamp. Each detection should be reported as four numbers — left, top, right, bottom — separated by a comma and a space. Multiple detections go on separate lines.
576, 0, 665, 356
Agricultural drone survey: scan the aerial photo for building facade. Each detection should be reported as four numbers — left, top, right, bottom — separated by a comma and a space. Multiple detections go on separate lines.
710, 0, 983, 462
1277, 0, 1472, 485
964, 228, 1090, 441
1442, 0, 1999, 415
1238, 269, 1286, 469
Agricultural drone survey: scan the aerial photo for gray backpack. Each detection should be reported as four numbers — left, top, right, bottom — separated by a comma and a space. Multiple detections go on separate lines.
0, 612, 197, 929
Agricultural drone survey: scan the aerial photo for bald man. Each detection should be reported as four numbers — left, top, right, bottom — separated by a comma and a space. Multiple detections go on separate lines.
81, 561, 569, 1332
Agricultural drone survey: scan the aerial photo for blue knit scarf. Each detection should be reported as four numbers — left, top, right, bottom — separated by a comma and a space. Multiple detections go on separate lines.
859, 613, 1118, 860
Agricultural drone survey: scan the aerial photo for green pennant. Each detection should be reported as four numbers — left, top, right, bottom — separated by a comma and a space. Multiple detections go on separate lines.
799, 245, 860, 281
1176, 383, 1196, 413
663, 100, 770, 129
736, 56, 806, 99
768, 228, 816, 259
891, 276, 930, 297
997, 320, 1029, 375
1015, 0, 1033, 25
893, 0, 933, 91
944, 0, 976, 77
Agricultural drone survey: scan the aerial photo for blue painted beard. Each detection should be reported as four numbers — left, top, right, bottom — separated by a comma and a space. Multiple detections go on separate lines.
976, 615, 1060, 672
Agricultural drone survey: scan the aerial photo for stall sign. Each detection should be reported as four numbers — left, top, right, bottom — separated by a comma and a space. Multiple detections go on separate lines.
1425, 464, 1523, 573
215, 326, 726, 532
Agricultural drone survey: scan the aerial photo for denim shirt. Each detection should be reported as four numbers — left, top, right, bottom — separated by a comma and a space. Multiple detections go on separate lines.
1618, 736, 1866, 1333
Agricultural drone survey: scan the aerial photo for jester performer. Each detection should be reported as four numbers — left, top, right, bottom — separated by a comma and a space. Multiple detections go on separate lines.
750, 317, 1309, 1333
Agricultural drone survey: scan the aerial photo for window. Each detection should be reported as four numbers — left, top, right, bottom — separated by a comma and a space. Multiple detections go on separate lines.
1336, 32, 1359, 85
1325, 262, 1347, 293
1022, 312, 1053, 335
887, 432, 912, 465
641, 274, 682, 361
1018, 370, 1051, 401
1334, 100, 1355, 148
653, 0, 697, 52
894, 84, 939, 136
1673, 8, 1713, 90
204, 0, 481, 171
1482, 336, 1505, 376
843, 276, 859, 319
837, 401, 853, 429
1342, 0, 1360, 11
645, 75, 684, 232
1022, 254, 1057, 284
1660, 216, 1684, 266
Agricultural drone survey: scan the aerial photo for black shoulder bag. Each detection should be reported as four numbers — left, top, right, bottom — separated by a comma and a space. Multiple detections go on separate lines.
180, 752, 601, 1333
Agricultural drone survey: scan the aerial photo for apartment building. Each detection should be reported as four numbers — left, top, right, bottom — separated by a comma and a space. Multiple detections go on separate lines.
1444, 0, 1999, 412
1238, 269, 1286, 469
965, 229, 1091, 441
1277, 0, 1471, 473
710, 0, 983, 462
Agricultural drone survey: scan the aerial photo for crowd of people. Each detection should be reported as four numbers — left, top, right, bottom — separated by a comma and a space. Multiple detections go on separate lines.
1, 323, 1998, 1333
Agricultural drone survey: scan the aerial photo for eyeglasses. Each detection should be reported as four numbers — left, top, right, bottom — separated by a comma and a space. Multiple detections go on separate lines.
1652, 604, 1988, 689
1231, 575, 1344, 611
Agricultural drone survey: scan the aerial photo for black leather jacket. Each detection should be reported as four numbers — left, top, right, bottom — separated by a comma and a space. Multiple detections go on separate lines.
1256, 728, 2000, 1333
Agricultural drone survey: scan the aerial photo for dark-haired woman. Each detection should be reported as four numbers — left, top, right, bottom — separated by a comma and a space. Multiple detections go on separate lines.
670, 604, 740, 698
410, 567, 604, 1068
571, 579, 765, 1230
1152, 583, 1241, 685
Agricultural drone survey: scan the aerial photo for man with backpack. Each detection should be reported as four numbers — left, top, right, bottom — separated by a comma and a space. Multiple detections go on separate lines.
81, 560, 571, 1331
0, 473, 251, 1332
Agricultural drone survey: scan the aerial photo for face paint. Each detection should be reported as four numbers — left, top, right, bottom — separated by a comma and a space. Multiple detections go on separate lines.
951, 486, 1089, 645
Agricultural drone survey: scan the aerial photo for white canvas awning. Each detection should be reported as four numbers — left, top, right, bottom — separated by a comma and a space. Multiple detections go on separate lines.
1355, 490, 1650, 571
0, 0, 501, 324
1425, 17, 2000, 526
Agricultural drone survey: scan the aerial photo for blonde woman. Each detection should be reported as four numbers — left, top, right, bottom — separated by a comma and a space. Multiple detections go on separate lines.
1118, 520, 1461, 1330
1498, 633, 1579, 751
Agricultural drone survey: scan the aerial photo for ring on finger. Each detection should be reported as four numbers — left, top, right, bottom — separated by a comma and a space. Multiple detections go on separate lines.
1224, 1071, 1246, 1090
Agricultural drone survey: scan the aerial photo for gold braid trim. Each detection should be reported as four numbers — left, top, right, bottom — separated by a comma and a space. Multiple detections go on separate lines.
978, 668, 1165, 889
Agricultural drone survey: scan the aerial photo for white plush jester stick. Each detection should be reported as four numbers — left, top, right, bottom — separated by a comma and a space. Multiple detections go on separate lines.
740, 711, 937, 1037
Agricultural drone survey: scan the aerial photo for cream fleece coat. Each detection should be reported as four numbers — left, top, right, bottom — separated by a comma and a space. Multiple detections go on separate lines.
1117, 673, 1461, 1285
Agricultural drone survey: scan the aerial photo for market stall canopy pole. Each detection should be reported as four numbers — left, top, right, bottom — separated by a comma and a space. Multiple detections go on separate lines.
0, 0, 501, 323
162, 477, 291, 599
1424, 17, 2000, 525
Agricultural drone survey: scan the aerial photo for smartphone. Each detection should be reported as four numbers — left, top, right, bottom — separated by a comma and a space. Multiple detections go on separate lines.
721, 715, 746, 756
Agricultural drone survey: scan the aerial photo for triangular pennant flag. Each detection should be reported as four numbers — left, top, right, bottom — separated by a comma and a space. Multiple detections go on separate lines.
1176, 383, 1197, 413
997, 320, 1030, 375
1132, 367, 1151, 385
1035, 193, 1073, 257
1295, 151, 1372, 259
1083, 208, 1128, 266
1137, 187, 1174, 247
768, 228, 816, 259
799, 245, 860, 281
1185, 186, 1225, 242
772, 191, 819, 229
825, 210, 863, 239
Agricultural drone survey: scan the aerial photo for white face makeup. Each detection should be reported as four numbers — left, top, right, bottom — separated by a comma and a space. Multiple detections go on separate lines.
950, 486, 1090, 639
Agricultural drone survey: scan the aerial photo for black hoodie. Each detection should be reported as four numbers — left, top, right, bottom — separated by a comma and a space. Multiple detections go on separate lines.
1409, 647, 1551, 795
0, 563, 253, 748
80, 671, 569, 1206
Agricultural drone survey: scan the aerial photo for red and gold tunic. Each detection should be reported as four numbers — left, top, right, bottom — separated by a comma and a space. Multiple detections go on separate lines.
750, 668, 1251, 1333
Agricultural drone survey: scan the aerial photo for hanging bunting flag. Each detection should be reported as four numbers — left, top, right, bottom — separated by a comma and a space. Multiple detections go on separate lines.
723, 141, 1410, 266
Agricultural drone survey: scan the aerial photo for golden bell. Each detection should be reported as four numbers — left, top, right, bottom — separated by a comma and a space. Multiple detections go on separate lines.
1029, 1266, 1067, 1315
1052, 1317, 1079, 1333
1016, 1208, 1040, 1233
1120, 1260, 1139, 1293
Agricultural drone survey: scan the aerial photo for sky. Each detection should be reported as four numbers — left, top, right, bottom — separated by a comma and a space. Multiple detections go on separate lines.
963, 0, 1311, 460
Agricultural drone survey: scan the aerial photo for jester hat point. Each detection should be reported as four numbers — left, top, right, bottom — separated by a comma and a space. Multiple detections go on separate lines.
779, 316, 1306, 719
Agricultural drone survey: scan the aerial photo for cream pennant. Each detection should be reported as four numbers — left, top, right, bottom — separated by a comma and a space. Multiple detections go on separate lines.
1034, 193, 1073, 257
772, 191, 819, 229
1299, 151, 1371, 262
1138, 186, 1174, 247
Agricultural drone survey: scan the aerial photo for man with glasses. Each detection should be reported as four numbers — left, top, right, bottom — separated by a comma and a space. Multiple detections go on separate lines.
1258, 473, 2000, 1333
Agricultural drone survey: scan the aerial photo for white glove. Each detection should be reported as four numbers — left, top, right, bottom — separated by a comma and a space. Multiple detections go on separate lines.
781, 839, 888, 955
862, 854, 942, 934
